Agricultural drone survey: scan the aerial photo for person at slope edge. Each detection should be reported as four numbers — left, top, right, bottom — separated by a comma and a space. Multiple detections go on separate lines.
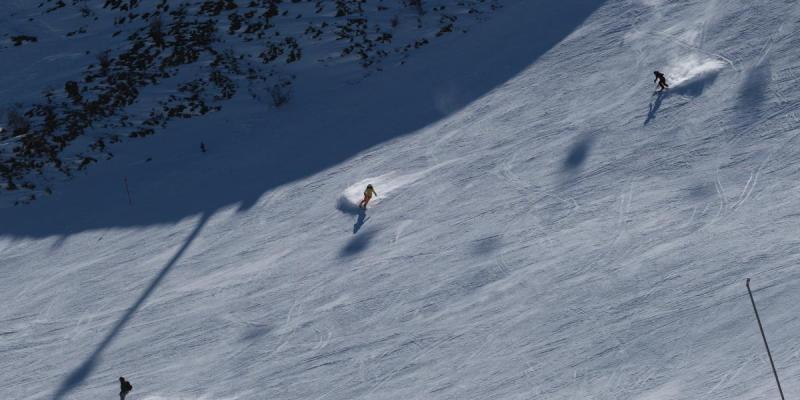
359, 184, 378, 209
654, 70, 669, 91
119, 377, 133, 400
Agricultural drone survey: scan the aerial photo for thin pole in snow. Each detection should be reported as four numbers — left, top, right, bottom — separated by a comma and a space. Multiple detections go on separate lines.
124, 177, 132, 206
746, 278, 785, 400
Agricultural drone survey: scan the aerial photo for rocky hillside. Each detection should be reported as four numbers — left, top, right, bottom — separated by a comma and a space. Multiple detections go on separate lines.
0, 0, 501, 203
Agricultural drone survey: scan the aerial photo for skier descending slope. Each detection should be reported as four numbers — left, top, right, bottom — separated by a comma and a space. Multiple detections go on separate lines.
654, 70, 669, 91
118, 377, 133, 400
359, 184, 378, 209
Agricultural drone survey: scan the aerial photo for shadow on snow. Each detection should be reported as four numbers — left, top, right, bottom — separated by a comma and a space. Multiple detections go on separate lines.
644, 69, 721, 125
563, 135, 593, 170
339, 229, 377, 257
336, 195, 369, 234
8, 2, 609, 396
52, 213, 209, 399
0, 0, 607, 239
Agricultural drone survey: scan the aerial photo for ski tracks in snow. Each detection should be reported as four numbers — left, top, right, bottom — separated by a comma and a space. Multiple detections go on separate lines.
496, 149, 644, 281
494, 152, 578, 280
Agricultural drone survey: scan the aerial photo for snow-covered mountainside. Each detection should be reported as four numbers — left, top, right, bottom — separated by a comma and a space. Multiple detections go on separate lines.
1, 0, 500, 201
2, 0, 800, 399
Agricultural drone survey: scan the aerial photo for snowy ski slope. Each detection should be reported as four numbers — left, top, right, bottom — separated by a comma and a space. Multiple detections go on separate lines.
2, 0, 800, 399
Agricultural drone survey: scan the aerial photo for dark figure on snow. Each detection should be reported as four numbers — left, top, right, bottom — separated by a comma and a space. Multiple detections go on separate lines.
119, 377, 133, 400
654, 71, 669, 91
359, 184, 378, 209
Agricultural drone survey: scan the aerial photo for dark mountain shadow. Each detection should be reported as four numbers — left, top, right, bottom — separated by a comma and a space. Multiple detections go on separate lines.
52, 213, 209, 399
0, 0, 607, 238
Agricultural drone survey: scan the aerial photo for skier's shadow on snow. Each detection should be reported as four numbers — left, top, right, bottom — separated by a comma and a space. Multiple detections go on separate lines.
336, 195, 369, 234
644, 91, 666, 126
335, 196, 375, 254
52, 214, 209, 400
644, 71, 721, 126
353, 210, 368, 234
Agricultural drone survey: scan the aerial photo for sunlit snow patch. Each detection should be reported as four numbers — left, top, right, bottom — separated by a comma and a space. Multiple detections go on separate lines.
337, 161, 456, 212
340, 170, 425, 208
667, 56, 726, 87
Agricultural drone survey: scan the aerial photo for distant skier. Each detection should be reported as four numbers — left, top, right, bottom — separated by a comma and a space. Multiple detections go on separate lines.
119, 377, 133, 400
653, 71, 669, 92
359, 184, 378, 209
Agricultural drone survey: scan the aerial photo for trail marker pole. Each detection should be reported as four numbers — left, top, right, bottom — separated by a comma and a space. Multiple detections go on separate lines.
746, 278, 785, 400
124, 177, 132, 206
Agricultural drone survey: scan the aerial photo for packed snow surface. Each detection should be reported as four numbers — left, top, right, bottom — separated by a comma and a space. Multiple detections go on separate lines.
2, 0, 800, 399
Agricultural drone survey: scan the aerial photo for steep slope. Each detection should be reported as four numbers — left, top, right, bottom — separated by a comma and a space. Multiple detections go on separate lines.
0, 0, 503, 202
2, 0, 800, 399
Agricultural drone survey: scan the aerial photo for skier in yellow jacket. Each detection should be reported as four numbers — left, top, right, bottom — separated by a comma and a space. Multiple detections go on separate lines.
359, 184, 378, 209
